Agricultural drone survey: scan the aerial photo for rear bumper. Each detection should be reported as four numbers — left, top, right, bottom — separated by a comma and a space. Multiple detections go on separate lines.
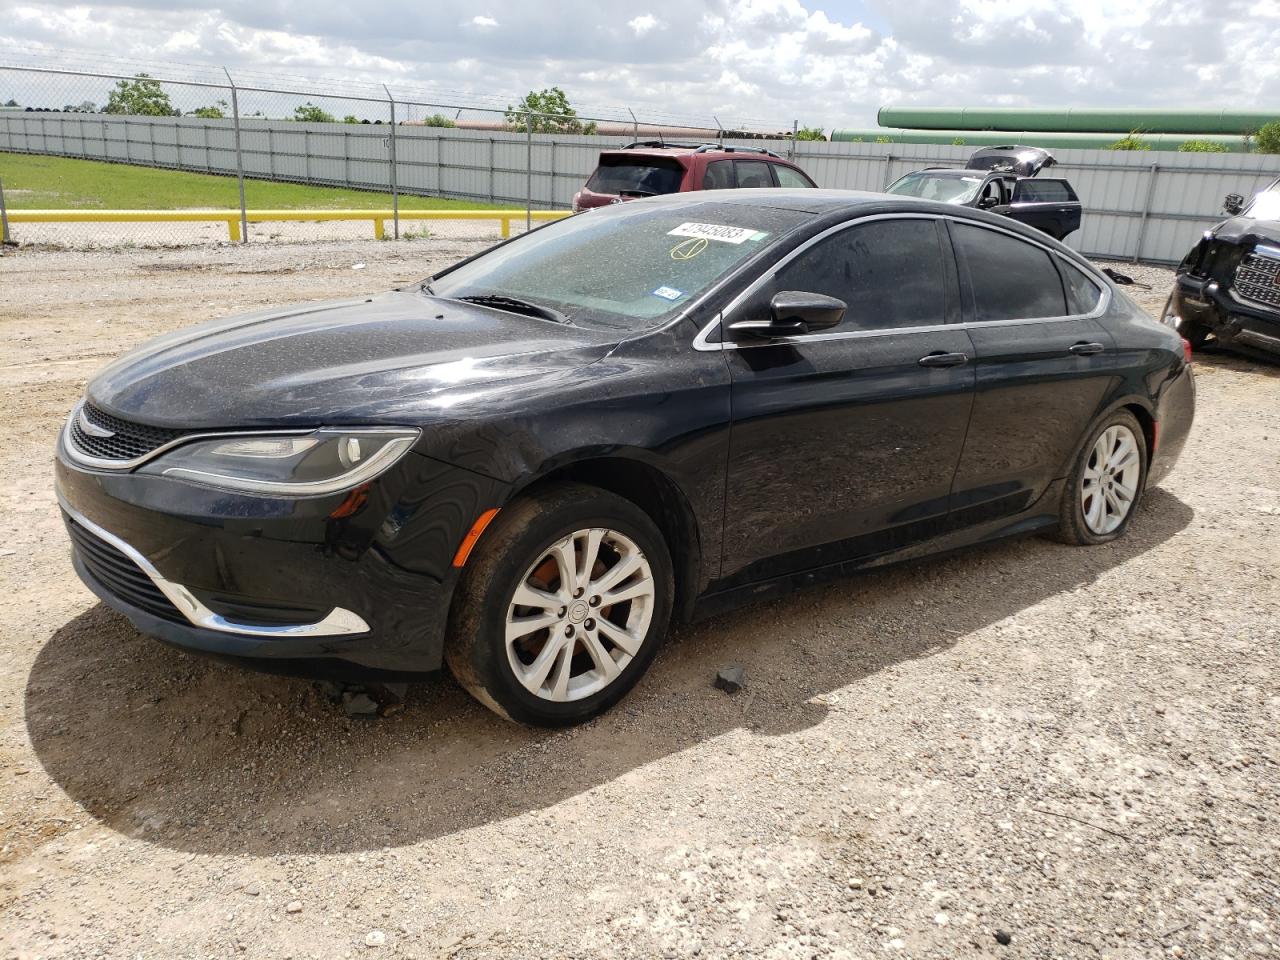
1148, 361, 1195, 488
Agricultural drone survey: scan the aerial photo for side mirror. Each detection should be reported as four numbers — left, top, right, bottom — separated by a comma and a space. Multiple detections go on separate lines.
728, 291, 846, 339
977, 195, 1000, 209
1223, 193, 1244, 216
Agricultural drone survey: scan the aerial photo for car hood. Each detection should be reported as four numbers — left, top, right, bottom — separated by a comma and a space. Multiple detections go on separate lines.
87, 290, 619, 429
1210, 215, 1280, 247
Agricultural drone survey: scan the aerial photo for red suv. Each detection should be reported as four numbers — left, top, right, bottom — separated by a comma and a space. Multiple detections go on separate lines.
572, 141, 818, 212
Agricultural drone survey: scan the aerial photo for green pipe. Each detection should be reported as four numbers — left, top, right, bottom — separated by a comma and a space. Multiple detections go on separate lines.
828, 127, 1252, 153
875, 106, 1278, 136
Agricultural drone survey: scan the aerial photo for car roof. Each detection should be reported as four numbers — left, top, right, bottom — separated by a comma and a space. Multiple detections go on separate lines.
604, 188, 1088, 254
598, 145, 791, 162
912, 168, 1002, 178
612, 187, 954, 215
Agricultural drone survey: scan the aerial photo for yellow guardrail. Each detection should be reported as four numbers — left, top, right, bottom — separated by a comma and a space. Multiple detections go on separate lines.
6, 208, 573, 241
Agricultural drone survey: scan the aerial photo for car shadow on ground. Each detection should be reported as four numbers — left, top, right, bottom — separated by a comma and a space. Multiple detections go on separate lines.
25, 489, 1193, 857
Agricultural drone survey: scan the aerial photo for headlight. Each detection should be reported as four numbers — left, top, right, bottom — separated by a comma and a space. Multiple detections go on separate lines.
139, 427, 420, 496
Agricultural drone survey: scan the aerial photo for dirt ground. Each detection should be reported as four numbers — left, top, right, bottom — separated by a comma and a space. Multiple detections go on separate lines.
1, 241, 1278, 960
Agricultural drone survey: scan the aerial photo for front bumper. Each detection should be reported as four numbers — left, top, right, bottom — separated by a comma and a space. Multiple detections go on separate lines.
55, 439, 507, 678
1174, 274, 1280, 354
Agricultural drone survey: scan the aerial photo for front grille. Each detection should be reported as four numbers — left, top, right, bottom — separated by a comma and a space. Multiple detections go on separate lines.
1234, 249, 1280, 310
64, 513, 186, 624
69, 402, 188, 463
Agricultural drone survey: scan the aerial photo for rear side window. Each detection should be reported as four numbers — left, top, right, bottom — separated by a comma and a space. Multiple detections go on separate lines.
1013, 179, 1077, 202
776, 218, 948, 331
735, 160, 775, 188
1058, 260, 1103, 314
586, 157, 684, 197
774, 165, 816, 188
951, 223, 1067, 321
703, 160, 735, 190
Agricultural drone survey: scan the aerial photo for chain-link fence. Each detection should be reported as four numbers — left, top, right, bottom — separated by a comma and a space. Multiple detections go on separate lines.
0, 63, 800, 249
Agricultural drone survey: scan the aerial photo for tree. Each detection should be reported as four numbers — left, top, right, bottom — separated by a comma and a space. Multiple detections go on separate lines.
1256, 121, 1280, 154
190, 100, 227, 119
293, 102, 335, 123
104, 74, 175, 116
1177, 138, 1229, 153
506, 87, 597, 134
1108, 131, 1151, 151
951, 137, 966, 146
795, 126, 824, 141
422, 113, 457, 128
343, 115, 360, 124
3, 98, 17, 107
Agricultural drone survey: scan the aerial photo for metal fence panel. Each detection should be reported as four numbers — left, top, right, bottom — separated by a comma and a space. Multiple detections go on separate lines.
3, 64, 1280, 258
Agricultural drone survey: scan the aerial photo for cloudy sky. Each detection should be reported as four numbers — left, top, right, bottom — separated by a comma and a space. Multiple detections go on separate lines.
1, 0, 1278, 130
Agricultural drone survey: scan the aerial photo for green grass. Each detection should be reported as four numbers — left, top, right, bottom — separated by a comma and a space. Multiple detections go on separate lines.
0, 152, 506, 210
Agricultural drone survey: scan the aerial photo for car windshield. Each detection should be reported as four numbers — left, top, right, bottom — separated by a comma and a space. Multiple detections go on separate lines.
886, 172, 984, 205
1245, 183, 1280, 220
428, 201, 810, 330
585, 157, 684, 196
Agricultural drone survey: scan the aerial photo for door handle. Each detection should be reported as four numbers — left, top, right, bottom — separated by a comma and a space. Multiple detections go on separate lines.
1068, 342, 1105, 356
918, 351, 969, 368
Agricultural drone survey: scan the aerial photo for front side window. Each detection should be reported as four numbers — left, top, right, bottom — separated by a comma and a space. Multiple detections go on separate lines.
430, 201, 810, 330
886, 172, 984, 205
585, 157, 684, 197
773, 218, 948, 331
774, 165, 816, 188
951, 223, 1067, 321
735, 161, 775, 188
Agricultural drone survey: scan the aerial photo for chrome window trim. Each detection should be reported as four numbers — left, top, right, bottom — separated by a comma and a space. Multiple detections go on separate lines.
62, 400, 312, 472
691, 212, 1111, 352
59, 495, 371, 638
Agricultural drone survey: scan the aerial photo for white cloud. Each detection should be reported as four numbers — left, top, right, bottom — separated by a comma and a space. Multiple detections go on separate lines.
0, 0, 1277, 132
627, 14, 662, 36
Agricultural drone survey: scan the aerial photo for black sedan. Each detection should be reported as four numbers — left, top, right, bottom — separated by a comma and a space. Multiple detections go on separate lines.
55, 189, 1196, 726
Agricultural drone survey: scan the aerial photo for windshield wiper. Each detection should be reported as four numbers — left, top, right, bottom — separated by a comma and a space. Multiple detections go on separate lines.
453, 294, 572, 325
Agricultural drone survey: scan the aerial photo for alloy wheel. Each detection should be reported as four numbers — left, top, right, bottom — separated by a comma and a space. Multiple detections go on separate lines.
504, 528, 655, 702
1081, 424, 1141, 535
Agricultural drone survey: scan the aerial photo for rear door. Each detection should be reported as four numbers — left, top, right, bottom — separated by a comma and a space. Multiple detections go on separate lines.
1005, 179, 1082, 240
947, 221, 1114, 524
717, 215, 976, 586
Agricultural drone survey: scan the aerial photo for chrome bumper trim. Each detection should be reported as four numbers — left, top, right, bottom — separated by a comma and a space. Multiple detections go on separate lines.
59, 495, 371, 638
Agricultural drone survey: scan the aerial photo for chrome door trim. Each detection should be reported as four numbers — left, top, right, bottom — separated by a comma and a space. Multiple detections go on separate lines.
692, 212, 1111, 352
60, 495, 371, 638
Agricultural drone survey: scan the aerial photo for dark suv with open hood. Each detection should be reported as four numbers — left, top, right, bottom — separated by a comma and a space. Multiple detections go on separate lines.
1163, 177, 1280, 356
886, 146, 1083, 241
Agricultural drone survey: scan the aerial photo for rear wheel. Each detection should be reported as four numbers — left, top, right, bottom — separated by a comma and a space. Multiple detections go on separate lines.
445, 483, 673, 726
1051, 410, 1148, 546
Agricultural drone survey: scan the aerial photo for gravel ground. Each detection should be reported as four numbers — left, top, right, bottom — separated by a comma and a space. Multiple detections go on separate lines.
2, 242, 1279, 960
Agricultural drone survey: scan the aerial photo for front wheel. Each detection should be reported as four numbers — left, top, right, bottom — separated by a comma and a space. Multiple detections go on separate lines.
445, 483, 674, 726
1051, 410, 1148, 546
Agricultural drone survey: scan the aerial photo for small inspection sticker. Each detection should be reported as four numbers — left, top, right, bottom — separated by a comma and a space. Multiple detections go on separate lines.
652, 286, 684, 301
668, 222, 768, 244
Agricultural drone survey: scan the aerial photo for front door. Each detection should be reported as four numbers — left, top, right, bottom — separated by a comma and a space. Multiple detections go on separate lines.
716, 216, 977, 587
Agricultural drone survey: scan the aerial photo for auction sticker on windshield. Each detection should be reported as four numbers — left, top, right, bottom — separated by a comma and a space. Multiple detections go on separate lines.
668, 222, 769, 244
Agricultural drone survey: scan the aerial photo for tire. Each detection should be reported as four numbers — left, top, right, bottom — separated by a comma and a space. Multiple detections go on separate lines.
445, 482, 674, 726
1051, 409, 1148, 546
1161, 294, 1211, 349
